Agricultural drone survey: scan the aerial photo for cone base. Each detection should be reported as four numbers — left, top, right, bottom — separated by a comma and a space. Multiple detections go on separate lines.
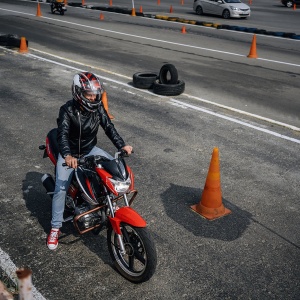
190, 203, 231, 221
247, 54, 257, 59
131, 8, 136, 16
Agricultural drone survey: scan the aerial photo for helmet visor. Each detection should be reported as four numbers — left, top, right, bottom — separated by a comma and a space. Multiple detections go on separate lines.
83, 80, 102, 96
82, 79, 102, 104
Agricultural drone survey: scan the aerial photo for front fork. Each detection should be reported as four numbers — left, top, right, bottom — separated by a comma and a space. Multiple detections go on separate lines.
106, 193, 130, 255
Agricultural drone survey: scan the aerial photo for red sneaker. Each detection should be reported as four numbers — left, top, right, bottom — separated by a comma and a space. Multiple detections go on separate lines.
47, 228, 60, 250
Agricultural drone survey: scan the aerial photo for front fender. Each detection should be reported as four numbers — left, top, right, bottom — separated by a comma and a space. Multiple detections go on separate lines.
108, 207, 147, 235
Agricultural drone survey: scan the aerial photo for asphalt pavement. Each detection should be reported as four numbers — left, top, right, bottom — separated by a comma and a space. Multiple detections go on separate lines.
1, 43, 300, 300
0, 1, 299, 299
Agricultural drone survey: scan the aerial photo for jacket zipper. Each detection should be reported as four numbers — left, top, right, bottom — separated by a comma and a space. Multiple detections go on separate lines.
77, 111, 81, 157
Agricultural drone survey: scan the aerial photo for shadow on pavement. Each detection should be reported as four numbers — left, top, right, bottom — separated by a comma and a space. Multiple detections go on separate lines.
22, 171, 113, 266
161, 183, 252, 241
22, 171, 52, 234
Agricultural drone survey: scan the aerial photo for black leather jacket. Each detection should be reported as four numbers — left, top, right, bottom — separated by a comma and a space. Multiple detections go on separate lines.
57, 100, 125, 158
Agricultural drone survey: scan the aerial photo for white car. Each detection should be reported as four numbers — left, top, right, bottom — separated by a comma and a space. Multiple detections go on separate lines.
193, 0, 251, 19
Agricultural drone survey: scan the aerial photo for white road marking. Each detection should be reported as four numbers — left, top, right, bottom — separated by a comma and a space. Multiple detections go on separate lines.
0, 248, 47, 299
183, 94, 300, 132
1, 44, 299, 140
20, 48, 300, 132
0, 7, 299, 67
170, 99, 300, 144
27, 50, 300, 143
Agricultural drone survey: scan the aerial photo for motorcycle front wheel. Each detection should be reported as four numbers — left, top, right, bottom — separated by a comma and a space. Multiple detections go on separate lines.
107, 223, 157, 283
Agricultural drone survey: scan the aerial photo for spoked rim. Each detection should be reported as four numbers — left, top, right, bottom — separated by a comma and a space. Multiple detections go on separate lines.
111, 225, 148, 277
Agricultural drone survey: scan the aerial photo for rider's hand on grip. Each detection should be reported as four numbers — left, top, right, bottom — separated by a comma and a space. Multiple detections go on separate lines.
121, 145, 133, 156
65, 155, 78, 169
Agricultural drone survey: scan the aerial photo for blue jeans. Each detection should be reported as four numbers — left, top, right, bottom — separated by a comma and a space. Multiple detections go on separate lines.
51, 146, 113, 229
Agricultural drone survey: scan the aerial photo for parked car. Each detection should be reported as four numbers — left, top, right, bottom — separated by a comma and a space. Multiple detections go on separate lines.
193, 0, 251, 19
281, 0, 300, 7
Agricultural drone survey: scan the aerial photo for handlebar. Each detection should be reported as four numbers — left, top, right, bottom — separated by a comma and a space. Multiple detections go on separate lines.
115, 148, 134, 159
62, 149, 134, 167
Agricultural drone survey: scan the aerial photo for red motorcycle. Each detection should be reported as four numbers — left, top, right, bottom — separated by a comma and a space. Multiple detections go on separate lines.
39, 128, 157, 283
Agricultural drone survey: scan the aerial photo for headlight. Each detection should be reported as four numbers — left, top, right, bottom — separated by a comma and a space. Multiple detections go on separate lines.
109, 178, 131, 193
230, 6, 238, 10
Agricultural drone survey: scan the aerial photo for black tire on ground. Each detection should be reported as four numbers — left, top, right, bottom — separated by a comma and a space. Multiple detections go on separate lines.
0, 34, 21, 47
153, 80, 185, 96
107, 223, 157, 283
159, 64, 178, 84
132, 72, 158, 89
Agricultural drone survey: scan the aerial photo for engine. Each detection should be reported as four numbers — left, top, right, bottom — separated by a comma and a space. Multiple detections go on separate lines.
75, 203, 101, 230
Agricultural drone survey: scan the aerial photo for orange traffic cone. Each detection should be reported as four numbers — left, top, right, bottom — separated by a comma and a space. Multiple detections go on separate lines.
139, 5, 143, 13
247, 34, 258, 58
249, 0, 252, 4
82, 0, 85, 6
131, 8, 136, 16
181, 0, 184, 5
293, 3, 296, 10
109, 0, 113, 6
190, 147, 231, 220
181, 26, 186, 34
19, 37, 28, 54
36, 2, 42, 17
64, 0, 67, 5
102, 91, 114, 119
170, 5, 173, 13
100, 13, 104, 20
157, 0, 160, 5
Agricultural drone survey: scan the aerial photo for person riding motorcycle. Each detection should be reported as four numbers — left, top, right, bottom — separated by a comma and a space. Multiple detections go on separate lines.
51, 0, 65, 13
47, 72, 133, 250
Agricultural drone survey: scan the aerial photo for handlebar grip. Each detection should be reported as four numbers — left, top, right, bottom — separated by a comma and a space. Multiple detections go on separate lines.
63, 157, 85, 167
119, 149, 134, 157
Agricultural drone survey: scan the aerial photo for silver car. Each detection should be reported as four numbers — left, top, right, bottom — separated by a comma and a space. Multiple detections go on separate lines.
193, 0, 251, 19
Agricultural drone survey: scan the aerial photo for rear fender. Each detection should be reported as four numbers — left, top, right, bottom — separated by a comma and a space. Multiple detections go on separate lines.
108, 207, 147, 235
46, 136, 57, 165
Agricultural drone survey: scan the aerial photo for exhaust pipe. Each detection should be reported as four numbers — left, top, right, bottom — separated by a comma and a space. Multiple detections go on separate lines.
41, 174, 55, 199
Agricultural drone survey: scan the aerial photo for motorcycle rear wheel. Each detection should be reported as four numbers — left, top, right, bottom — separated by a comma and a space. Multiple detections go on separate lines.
107, 223, 157, 283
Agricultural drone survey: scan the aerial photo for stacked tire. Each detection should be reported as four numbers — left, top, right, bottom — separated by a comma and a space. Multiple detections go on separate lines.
132, 72, 158, 89
132, 64, 185, 96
